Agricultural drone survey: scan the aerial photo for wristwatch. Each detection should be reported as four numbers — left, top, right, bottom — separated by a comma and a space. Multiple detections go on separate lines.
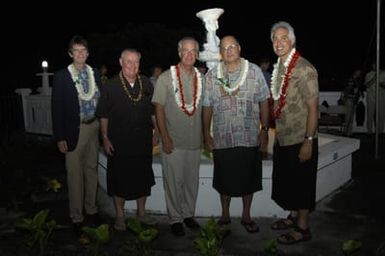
261, 126, 269, 132
304, 135, 313, 141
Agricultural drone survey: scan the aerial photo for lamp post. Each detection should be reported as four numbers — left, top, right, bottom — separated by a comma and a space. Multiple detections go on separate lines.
196, 8, 224, 70
36, 60, 53, 96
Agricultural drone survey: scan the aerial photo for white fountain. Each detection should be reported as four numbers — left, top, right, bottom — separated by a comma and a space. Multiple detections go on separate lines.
196, 8, 224, 70
36, 60, 53, 96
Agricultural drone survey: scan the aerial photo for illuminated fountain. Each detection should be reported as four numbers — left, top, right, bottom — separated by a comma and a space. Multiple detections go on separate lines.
196, 8, 224, 70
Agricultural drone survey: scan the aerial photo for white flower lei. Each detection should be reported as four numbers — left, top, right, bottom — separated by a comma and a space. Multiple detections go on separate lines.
270, 48, 296, 100
170, 65, 202, 114
217, 58, 249, 93
68, 64, 97, 101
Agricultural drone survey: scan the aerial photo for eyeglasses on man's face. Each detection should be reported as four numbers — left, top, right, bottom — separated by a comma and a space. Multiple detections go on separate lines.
221, 44, 238, 52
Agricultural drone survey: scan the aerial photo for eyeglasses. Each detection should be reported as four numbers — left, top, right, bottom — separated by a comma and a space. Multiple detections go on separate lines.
221, 44, 238, 52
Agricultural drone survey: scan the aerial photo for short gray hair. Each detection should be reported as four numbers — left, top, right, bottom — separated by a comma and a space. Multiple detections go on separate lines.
270, 21, 296, 46
177, 37, 199, 53
120, 48, 141, 60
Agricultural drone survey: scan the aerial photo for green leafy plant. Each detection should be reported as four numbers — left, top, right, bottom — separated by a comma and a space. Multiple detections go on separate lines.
45, 178, 62, 192
30, 176, 63, 204
34, 176, 62, 193
81, 224, 110, 256
194, 218, 228, 256
14, 209, 66, 256
119, 218, 158, 256
263, 239, 278, 254
342, 240, 362, 255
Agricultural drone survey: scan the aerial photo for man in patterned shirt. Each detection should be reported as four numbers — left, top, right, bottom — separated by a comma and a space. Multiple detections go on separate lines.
269, 21, 319, 245
202, 35, 270, 234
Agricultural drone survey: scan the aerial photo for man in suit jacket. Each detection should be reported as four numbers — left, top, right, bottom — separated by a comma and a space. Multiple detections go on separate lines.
52, 35, 102, 234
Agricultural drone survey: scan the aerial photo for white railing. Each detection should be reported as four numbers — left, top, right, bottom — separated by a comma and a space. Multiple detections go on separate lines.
319, 91, 369, 133
15, 88, 52, 135
13, 90, 376, 136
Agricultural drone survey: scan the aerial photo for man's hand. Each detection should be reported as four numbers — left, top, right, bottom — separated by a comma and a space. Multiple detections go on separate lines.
299, 140, 312, 162
203, 134, 214, 152
162, 135, 174, 154
103, 137, 114, 156
259, 131, 268, 153
57, 140, 68, 154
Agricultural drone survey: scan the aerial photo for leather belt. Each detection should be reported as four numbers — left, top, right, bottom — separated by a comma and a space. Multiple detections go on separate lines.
81, 117, 96, 124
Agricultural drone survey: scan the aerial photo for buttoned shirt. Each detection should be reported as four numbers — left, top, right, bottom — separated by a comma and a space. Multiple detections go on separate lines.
202, 61, 270, 149
274, 57, 319, 146
152, 68, 203, 150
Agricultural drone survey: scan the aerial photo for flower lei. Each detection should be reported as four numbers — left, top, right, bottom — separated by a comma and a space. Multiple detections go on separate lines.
270, 48, 300, 119
68, 64, 97, 101
217, 58, 249, 94
171, 65, 202, 116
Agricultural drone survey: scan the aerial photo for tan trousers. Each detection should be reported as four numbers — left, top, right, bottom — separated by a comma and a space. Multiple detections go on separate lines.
161, 148, 200, 224
65, 121, 99, 223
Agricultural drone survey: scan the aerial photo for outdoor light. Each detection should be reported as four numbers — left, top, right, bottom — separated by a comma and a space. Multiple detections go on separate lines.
37, 60, 53, 95
42, 60, 48, 70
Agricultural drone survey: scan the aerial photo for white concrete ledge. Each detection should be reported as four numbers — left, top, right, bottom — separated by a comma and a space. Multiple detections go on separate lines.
98, 133, 360, 218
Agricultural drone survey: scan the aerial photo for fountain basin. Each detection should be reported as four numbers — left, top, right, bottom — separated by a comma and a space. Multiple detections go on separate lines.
98, 133, 359, 218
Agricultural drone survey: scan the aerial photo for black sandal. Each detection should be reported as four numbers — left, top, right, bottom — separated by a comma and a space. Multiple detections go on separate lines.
271, 214, 296, 230
277, 226, 312, 245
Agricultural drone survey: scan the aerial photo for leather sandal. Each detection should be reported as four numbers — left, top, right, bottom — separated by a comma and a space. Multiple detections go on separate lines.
277, 226, 312, 245
271, 214, 296, 230
240, 220, 259, 233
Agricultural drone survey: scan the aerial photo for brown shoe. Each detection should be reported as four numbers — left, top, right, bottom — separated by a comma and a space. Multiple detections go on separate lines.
73, 222, 84, 235
183, 217, 200, 229
86, 213, 103, 226
170, 222, 185, 236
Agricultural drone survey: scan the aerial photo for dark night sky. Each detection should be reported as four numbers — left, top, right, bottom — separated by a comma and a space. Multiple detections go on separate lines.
3, 0, 383, 93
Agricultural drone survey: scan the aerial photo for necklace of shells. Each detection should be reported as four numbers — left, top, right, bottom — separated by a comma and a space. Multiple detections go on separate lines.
119, 71, 143, 102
